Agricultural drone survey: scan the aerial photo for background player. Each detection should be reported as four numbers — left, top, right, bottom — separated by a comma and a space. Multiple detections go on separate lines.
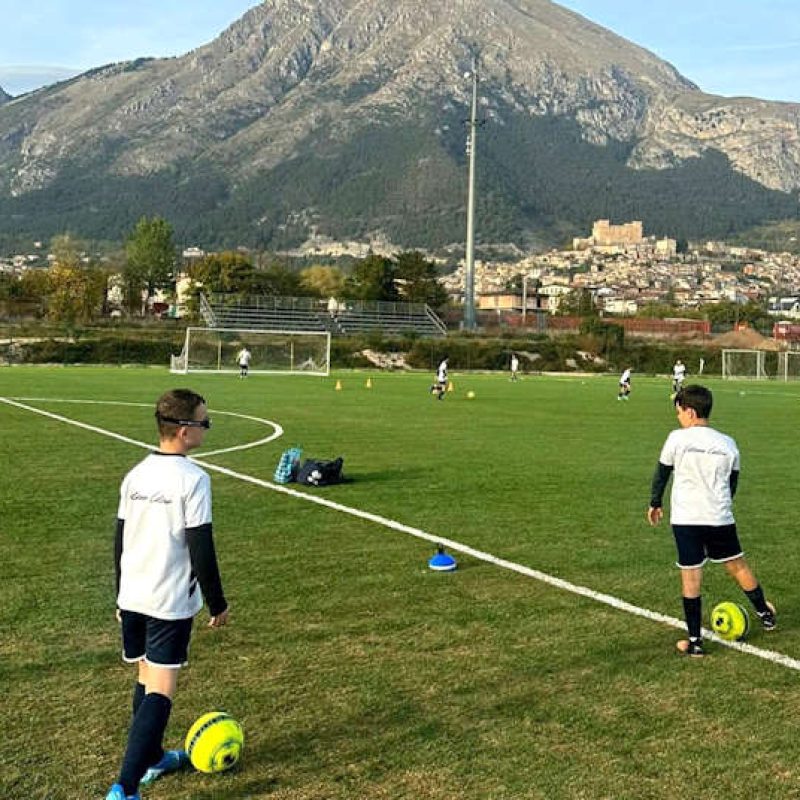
617, 367, 631, 400
236, 346, 251, 378
671, 359, 686, 394
431, 357, 448, 400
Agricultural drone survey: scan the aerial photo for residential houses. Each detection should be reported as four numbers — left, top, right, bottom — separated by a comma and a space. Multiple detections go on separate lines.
442, 221, 800, 320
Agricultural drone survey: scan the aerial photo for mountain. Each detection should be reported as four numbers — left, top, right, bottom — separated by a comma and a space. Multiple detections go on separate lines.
1, 0, 799, 252
0, 86, 10, 105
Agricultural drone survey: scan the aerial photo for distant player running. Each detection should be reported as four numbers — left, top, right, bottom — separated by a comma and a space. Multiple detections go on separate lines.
431, 357, 448, 400
647, 385, 775, 658
617, 367, 632, 401
510, 353, 519, 382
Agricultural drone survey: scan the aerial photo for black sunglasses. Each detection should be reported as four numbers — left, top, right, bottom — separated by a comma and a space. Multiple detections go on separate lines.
156, 413, 212, 429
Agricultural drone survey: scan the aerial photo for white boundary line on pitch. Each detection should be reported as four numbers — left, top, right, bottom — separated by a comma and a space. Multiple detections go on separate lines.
3, 395, 799, 673
4, 396, 284, 457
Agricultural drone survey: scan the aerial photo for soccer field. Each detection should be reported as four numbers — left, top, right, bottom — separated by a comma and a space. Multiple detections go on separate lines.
3, 367, 800, 800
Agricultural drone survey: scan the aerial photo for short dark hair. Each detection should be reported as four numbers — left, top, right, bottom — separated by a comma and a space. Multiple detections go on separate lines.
155, 389, 206, 437
675, 384, 712, 419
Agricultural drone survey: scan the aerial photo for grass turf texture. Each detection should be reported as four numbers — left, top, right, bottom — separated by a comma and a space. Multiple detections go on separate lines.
2, 367, 800, 799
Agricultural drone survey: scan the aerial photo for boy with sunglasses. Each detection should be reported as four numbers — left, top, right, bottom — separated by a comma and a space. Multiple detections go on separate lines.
106, 389, 229, 800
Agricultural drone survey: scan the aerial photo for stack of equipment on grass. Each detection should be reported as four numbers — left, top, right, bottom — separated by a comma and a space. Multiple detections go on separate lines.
274, 447, 302, 484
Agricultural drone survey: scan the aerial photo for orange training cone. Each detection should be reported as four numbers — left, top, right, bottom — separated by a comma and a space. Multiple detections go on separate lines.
335, 379, 342, 391
366, 377, 372, 389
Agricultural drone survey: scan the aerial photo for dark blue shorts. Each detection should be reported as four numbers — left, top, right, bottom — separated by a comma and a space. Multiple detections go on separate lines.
672, 523, 743, 569
120, 611, 194, 668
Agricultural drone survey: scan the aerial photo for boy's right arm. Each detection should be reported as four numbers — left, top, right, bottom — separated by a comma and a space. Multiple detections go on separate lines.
648, 462, 673, 526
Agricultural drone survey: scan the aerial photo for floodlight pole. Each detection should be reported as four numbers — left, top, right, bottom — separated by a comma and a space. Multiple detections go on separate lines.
522, 274, 527, 325
464, 56, 479, 331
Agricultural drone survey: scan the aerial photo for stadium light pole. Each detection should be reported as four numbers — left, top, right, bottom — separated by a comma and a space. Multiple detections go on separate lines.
464, 56, 479, 331
522, 273, 527, 325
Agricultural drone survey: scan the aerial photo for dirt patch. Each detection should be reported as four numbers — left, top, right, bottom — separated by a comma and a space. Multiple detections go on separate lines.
712, 329, 783, 351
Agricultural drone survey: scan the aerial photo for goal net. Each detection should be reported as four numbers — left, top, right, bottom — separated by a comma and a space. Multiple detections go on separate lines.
170, 327, 331, 375
721, 349, 768, 380
778, 350, 800, 381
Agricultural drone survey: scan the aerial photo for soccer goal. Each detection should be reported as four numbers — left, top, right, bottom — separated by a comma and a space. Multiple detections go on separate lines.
777, 350, 800, 381
170, 327, 331, 375
721, 349, 769, 380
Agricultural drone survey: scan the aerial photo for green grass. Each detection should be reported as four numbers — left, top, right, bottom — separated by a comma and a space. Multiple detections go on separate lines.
2, 367, 800, 799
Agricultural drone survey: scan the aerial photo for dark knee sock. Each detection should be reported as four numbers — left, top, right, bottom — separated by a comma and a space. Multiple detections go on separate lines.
119, 692, 172, 795
744, 584, 769, 614
132, 682, 145, 718
683, 596, 702, 640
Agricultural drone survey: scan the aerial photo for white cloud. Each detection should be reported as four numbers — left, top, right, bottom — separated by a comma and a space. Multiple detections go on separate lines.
0, 65, 81, 96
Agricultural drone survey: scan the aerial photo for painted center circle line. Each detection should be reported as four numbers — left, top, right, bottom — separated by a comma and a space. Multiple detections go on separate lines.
7, 396, 283, 457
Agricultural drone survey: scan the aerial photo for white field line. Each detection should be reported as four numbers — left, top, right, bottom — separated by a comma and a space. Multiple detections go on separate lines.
3, 394, 799, 672
4, 396, 283, 457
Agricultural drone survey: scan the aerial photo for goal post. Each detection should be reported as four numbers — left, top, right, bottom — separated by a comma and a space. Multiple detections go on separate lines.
777, 350, 800, 381
721, 349, 768, 380
170, 327, 331, 376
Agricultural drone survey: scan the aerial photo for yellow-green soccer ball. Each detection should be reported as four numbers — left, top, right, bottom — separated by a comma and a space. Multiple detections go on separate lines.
711, 601, 750, 641
185, 712, 244, 773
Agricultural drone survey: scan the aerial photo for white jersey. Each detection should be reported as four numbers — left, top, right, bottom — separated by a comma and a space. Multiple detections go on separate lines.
511, 356, 519, 372
673, 363, 686, 382
437, 361, 448, 383
620, 369, 631, 384
237, 349, 251, 367
117, 452, 212, 619
658, 426, 739, 525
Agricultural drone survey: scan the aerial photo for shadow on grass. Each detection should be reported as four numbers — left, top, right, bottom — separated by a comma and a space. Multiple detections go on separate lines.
341, 467, 428, 483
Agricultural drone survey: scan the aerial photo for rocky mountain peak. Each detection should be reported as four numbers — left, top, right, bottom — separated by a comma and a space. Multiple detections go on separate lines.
0, 0, 798, 249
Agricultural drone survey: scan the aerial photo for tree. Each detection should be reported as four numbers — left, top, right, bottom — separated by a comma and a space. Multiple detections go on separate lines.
124, 216, 176, 315
299, 264, 345, 298
248, 262, 302, 296
698, 300, 772, 330
46, 234, 107, 325
188, 251, 254, 294
394, 251, 448, 309
343, 254, 399, 302
556, 288, 597, 317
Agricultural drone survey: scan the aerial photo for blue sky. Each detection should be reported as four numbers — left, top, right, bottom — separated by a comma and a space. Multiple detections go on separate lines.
558, 0, 800, 102
1, 1, 799, 102
0, 1, 257, 94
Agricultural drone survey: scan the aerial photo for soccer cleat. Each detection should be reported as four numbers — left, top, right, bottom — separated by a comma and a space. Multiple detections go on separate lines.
140, 749, 190, 786
757, 601, 777, 631
105, 784, 140, 800
676, 638, 705, 657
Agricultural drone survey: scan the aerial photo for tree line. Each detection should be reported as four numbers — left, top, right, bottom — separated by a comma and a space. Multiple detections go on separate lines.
0, 216, 450, 325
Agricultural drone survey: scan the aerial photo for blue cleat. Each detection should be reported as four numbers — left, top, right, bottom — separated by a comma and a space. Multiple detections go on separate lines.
105, 784, 140, 800
140, 749, 190, 786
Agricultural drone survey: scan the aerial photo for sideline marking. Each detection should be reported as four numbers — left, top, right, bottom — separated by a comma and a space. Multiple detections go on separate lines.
3, 395, 799, 672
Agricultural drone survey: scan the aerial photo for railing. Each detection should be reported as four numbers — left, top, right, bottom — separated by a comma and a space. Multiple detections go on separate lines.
203, 294, 446, 337
199, 293, 217, 327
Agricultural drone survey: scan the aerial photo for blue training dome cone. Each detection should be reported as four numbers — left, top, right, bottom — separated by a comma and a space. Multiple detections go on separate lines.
428, 545, 457, 572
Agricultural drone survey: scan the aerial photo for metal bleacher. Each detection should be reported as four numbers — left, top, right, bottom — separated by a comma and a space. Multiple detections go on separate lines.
201, 294, 446, 337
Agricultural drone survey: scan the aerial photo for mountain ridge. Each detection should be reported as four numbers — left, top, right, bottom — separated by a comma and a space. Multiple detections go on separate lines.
0, 0, 798, 250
